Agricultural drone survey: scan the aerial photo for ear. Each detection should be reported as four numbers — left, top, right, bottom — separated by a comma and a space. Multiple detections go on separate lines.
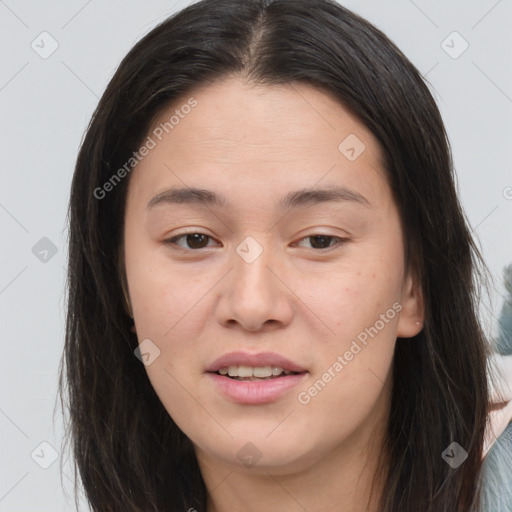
396, 267, 424, 338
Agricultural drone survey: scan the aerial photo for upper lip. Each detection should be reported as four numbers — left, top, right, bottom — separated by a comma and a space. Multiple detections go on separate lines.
206, 351, 307, 373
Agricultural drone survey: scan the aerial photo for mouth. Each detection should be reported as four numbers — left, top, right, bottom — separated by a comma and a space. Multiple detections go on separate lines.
205, 352, 309, 404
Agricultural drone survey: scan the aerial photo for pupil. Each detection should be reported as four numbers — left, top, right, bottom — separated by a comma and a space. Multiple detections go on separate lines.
187, 233, 207, 249
310, 235, 331, 249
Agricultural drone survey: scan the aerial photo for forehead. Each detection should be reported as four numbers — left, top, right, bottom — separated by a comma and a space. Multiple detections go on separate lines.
150, 77, 382, 157
128, 77, 390, 210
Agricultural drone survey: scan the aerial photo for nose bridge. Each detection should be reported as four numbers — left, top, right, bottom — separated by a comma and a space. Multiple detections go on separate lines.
219, 234, 292, 330
232, 234, 276, 300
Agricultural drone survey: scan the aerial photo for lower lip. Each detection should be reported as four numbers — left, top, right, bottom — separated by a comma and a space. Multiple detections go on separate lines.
206, 372, 308, 405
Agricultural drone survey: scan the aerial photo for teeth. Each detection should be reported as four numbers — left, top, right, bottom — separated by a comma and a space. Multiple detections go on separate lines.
220, 365, 294, 377
254, 366, 272, 377
237, 365, 253, 378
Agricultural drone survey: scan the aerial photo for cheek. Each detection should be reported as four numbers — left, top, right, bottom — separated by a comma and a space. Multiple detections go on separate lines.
131, 275, 211, 384
297, 257, 403, 343
294, 297, 398, 446
125, 250, 211, 411
129, 267, 210, 429
126, 239, 208, 335
292, 253, 401, 411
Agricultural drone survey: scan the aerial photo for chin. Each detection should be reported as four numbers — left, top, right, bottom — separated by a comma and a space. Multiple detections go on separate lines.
197, 432, 319, 474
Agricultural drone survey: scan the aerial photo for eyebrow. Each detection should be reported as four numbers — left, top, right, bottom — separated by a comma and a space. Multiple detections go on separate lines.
146, 185, 371, 210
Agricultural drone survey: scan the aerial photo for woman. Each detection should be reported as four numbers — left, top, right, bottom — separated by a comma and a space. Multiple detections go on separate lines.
58, 0, 511, 510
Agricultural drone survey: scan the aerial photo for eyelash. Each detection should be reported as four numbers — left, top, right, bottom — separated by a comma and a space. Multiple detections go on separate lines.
163, 231, 349, 252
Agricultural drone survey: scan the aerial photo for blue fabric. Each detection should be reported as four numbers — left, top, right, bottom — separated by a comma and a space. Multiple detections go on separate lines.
481, 269, 512, 511
480, 424, 512, 511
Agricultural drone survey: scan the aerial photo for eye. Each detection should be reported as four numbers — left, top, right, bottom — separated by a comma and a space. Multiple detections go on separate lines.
164, 232, 348, 251
164, 232, 218, 250
293, 234, 348, 250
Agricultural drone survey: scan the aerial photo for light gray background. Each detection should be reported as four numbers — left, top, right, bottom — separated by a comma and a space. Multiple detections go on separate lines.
1, 1, 511, 510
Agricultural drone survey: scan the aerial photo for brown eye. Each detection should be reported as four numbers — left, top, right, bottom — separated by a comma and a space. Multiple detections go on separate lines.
295, 234, 348, 250
164, 232, 348, 252
165, 232, 216, 250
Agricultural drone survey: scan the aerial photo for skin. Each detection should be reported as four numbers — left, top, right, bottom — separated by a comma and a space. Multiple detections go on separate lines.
123, 76, 424, 512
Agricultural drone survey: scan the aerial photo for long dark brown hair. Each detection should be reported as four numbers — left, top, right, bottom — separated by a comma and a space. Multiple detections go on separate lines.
58, 0, 495, 510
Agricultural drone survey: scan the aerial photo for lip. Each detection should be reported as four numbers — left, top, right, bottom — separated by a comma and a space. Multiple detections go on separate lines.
206, 372, 308, 405
205, 351, 306, 373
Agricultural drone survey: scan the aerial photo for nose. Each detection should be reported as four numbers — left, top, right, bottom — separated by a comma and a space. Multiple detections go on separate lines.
216, 236, 294, 333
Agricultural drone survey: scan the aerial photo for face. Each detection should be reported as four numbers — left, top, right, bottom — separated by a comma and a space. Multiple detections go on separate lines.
123, 76, 423, 474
